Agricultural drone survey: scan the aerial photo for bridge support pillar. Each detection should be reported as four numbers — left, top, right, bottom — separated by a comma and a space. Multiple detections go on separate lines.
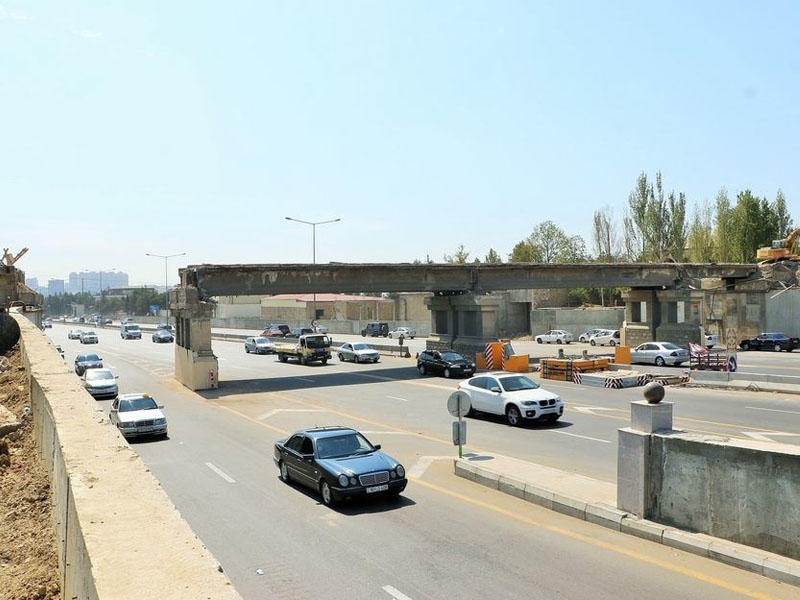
424, 293, 504, 356
172, 286, 218, 391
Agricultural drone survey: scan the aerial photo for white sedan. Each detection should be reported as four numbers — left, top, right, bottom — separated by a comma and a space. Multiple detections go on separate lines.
337, 342, 380, 364
109, 393, 168, 439
630, 342, 690, 367
456, 372, 564, 426
388, 327, 416, 339
589, 330, 619, 346
535, 330, 573, 344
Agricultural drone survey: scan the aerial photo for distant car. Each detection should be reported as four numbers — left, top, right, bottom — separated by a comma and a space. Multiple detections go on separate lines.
704, 333, 719, 349
535, 330, 573, 344
457, 372, 564, 426
43, 318, 52, 328
630, 342, 689, 367
285, 327, 314, 339
313, 324, 328, 334
157, 323, 174, 333
337, 342, 380, 363
589, 330, 619, 346
361, 322, 389, 337
67, 328, 83, 340
151, 329, 174, 343
417, 350, 476, 378
273, 426, 407, 506
261, 324, 290, 338
388, 327, 416, 339
103, 318, 113, 325
244, 336, 276, 354
79, 330, 99, 344
739, 332, 800, 352
109, 393, 168, 439
121, 317, 134, 324
82, 368, 118, 400
74, 353, 103, 375
578, 328, 604, 343
120, 323, 142, 340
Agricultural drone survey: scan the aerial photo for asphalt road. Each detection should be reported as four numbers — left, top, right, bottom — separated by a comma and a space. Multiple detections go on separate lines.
47, 324, 800, 599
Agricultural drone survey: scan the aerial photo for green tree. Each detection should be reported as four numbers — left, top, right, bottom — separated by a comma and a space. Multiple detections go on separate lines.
509, 221, 586, 264
484, 248, 502, 264
591, 206, 618, 262
626, 171, 687, 261
685, 199, 716, 262
713, 188, 734, 262
508, 240, 542, 262
443, 244, 470, 264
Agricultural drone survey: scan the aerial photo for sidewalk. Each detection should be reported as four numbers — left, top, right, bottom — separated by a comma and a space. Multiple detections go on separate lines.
454, 452, 800, 586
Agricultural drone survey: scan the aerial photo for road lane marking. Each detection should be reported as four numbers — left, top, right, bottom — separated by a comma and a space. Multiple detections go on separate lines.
411, 477, 783, 600
256, 408, 325, 421
205, 462, 236, 483
383, 585, 414, 600
552, 431, 611, 444
292, 377, 315, 383
742, 431, 800, 442
407, 456, 452, 479
746, 406, 800, 415
386, 395, 408, 402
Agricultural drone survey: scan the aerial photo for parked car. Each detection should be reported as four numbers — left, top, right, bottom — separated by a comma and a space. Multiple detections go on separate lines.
457, 372, 564, 426
261, 324, 290, 338
578, 328, 604, 343
704, 333, 719, 349
121, 317, 135, 324
739, 332, 800, 352
244, 336, 276, 354
417, 350, 476, 378
103, 318, 113, 324
273, 426, 407, 506
337, 342, 380, 363
630, 342, 689, 367
79, 330, 99, 344
388, 326, 416, 339
74, 353, 103, 375
361, 322, 389, 337
67, 328, 83, 340
120, 323, 142, 340
285, 327, 314, 339
109, 393, 168, 439
82, 368, 119, 400
535, 330, 573, 344
151, 329, 174, 343
589, 329, 619, 346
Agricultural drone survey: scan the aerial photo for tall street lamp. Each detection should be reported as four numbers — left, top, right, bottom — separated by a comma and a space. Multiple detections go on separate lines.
285, 216, 341, 321
145, 252, 187, 324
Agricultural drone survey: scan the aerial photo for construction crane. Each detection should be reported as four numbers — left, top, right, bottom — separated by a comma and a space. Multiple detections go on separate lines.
756, 229, 800, 262
2, 247, 28, 266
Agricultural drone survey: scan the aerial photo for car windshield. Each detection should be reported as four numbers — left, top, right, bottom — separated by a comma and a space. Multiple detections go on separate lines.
353, 343, 369, 350
126, 325, 141, 331
255, 337, 270, 343
498, 375, 540, 391
305, 335, 330, 348
86, 370, 113, 381
441, 352, 465, 361
82, 354, 100, 362
83, 331, 96, 335
316, 432, 374, 459
118, 397, 158, 412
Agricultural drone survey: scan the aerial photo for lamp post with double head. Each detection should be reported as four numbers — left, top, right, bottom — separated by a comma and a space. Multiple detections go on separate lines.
284, 217, 341, 322
145, 252, 187, 325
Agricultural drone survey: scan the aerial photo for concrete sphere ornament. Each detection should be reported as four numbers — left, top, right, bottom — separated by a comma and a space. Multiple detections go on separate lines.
643, 382, 665, 404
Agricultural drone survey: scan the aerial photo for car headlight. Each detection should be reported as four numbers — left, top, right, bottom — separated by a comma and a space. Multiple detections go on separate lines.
521, 401, 536, 406
153, 418, 167, 426
119, 421, 136, 428
338, 474, 350, 487
395, 465, 405, 478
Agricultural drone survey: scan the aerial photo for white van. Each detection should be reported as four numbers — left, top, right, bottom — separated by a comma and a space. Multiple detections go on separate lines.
120, 323, 142, 340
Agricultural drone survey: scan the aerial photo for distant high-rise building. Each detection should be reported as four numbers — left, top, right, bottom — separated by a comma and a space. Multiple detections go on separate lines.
68, 270, 129, 294
47, 279, 65, 296
26, 277, 39, 292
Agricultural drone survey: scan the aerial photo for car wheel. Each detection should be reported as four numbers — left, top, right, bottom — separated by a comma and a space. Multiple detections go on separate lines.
655, 356, 665, 367
300, 356, 307, 366
279, 354, 288, 363
245, 347, 250, 353
418, 364, 426, 375
338, 353, 345, 361
505, 405, 522, 427
321, 358, 328, 365
775, 344, 782, 352
536, 338, 542, 344
741, 341, 750, 351
444, 368, 451, 378
361, 331, 366, 337
373, 358, 379, 363
279, 461, 290, 483
388, 333, 393, 338
590, 340, 596, 346
320, 480, 335, 506
556, 339, 562, 344
610, 340, 616, 347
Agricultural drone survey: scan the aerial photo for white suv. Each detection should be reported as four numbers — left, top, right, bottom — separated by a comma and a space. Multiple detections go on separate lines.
589, 329, 620, 346
457, 373, 564, 426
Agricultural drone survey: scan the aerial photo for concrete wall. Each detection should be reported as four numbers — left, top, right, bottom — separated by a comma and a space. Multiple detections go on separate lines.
15, 314, 242, 600
648, 431, 800, 560
766, 289, 800, 335
531, 307, 624, 336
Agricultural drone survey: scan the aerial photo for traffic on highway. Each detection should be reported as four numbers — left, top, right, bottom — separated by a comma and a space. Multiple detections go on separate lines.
44, 322, 800, 600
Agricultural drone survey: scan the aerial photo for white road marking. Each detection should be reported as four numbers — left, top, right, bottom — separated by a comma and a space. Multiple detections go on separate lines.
257, 408, 325, 421
383, 585, 414, 600
746, 406, 800, 415
407, 456, 452, 479
552, 430, 611, 444
386, 395, 408, 402
205, 462, 236, 483
293, 377, 315, 383
742, 431, 800, 442
571, 406, 620, 415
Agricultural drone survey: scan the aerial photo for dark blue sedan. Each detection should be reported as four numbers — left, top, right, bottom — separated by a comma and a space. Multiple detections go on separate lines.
74, 353, 103, 375
274, 427, 407, 506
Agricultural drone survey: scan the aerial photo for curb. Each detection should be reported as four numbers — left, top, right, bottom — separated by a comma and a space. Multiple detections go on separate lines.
454, 458, 800, 586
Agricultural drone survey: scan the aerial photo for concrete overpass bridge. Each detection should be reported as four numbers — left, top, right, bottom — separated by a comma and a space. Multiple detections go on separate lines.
172, 262, 760, 390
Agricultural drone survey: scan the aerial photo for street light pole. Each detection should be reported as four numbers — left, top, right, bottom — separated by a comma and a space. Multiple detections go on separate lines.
145, 252, 187, 324
285, 216, 341, 322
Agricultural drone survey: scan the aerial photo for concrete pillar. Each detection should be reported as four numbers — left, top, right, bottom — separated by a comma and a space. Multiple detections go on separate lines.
617, 398, 674, 518
172, 286, 218, 391
424, 293, 503, 355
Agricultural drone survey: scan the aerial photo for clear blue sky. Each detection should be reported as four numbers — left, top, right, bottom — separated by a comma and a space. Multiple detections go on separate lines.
3, 1, 798, 286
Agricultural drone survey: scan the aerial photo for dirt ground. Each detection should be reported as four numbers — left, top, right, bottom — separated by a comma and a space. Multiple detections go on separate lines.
0, 345, 60, 600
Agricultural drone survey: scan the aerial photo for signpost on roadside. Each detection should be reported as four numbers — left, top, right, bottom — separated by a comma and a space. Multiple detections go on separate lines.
726, 327, 738, 373
447, 391, 471, 458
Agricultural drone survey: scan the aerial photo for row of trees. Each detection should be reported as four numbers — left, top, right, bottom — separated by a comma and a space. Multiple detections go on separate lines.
43, 289, 166, 318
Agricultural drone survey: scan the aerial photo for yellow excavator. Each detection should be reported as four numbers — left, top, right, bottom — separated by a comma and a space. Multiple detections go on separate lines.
757, 229, 800, 262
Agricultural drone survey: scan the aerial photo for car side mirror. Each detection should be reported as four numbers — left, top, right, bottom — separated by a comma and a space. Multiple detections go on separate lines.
373, 444, 381, 450
157, 404, 164, 409
490, 386, 502, 393
109, 408, 117, 414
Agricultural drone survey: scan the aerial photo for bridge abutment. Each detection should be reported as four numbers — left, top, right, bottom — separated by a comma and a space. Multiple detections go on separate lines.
173, 286, 218, 391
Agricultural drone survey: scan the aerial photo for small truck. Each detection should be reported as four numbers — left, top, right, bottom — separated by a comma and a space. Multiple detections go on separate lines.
273, 333, 332, 365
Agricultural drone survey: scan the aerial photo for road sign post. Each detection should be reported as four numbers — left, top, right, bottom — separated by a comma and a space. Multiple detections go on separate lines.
447, 391, 471, 458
